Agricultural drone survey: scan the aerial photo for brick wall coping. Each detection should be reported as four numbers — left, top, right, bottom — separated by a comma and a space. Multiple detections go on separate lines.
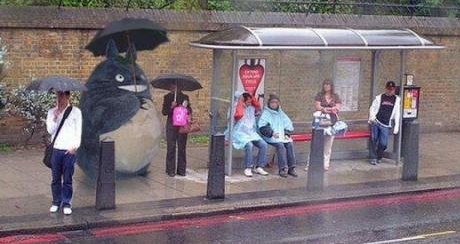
1, 6, 460, 36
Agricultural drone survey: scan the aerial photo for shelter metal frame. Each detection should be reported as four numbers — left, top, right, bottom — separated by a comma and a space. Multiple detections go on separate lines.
191, 26, 443, 176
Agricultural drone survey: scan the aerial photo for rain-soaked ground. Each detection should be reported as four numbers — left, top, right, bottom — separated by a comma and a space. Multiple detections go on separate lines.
0, 132, 459, 219
7, 188, 460, 243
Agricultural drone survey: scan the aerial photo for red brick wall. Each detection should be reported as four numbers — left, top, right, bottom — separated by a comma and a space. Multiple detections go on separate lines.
0, 7, 459, 144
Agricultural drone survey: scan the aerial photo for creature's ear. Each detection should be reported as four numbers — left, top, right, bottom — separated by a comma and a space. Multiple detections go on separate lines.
105, 39, 119, 59
126, 43, 137, 63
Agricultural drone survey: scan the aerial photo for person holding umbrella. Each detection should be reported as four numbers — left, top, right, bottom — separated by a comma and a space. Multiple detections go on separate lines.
154, 74, 202, 177
46, 91, 82, 215
27, 76, 85, 215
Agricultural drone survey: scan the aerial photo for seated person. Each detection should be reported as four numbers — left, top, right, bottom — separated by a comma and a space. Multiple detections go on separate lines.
258, 94, 297, 178
231, 92, 269, 177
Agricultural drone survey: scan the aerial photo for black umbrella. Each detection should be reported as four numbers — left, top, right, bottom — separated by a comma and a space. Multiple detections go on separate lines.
151, 74, 203, 92
86, 18, 168, 56
26, 76, 87, 92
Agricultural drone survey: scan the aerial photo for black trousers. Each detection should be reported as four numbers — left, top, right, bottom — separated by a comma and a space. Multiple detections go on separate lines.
166, 124, 188, 175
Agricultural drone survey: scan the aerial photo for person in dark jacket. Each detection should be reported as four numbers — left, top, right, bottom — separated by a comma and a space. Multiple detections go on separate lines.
162, 84, 192, 177
368, 81, 401, 165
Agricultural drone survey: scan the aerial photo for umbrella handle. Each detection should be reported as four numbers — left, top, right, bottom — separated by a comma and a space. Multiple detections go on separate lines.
174, 86, 177, 102
126, 34, 138, 93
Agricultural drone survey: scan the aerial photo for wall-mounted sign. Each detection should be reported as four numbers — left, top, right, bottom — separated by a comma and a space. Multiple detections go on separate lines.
403, 86, 420, 119
405, 74, 414, 86
237, 58, 266, 103
334, 57, 361, 111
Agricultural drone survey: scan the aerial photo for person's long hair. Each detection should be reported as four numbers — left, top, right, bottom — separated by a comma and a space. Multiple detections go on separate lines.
321, 79, 335, 96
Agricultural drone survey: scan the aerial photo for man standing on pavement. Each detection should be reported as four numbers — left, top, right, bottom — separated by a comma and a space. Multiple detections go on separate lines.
368, 81, 401, 165
46, 91, 82, 215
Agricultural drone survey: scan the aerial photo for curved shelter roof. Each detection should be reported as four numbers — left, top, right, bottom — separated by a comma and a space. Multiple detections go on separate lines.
190, 26, 443, 50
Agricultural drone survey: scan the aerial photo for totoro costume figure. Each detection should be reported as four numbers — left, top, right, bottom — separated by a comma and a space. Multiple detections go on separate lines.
78, 40, 162, 177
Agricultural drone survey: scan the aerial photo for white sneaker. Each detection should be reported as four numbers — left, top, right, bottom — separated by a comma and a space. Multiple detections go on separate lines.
63, 207, 72, 215
49, 205, 59, 213
244, 168, 253, 177
254, 167, 269, 176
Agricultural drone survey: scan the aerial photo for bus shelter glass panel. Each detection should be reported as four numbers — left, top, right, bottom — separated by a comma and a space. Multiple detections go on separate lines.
223, 49, 404, 192
209, 50, 235, 136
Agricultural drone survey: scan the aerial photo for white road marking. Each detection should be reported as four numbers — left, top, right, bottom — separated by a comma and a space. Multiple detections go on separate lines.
364, 231, 457, 244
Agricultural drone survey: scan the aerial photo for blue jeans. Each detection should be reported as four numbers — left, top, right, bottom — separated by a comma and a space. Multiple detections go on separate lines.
370, 123, 390, 160
51, 149, 76, 207
269, 142, 296, 170
244, 139, 268, 168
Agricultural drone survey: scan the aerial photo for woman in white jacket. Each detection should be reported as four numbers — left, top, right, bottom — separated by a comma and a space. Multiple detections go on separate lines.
368, 81, 401, 165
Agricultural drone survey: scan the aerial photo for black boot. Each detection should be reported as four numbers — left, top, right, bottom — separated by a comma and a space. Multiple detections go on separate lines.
288, 167, 298, 177
279, 168, 288, 178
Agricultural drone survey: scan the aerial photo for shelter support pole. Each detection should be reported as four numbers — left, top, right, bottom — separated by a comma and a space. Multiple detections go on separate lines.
307, 128, 325, 191
226, 51, 238, 176
278, 50, 282, 97
207, 134, 226, 199
368, 51, 380, 153
393, 50, 406, 164
209, 50, 222, 135
370, 51, 380, 101
401, 120, 419, 181
95, 140, 116, 210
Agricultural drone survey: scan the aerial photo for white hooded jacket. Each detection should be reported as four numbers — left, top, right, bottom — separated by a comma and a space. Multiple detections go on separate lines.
369, 94, 401, 134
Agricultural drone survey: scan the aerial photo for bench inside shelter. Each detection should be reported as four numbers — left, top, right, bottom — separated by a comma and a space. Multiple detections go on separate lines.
226, 119, 372, 171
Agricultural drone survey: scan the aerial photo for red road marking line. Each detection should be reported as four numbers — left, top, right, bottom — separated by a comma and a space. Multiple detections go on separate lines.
91, 188, 460, 238
0, 234, 65, 244
2, 188, 460, 242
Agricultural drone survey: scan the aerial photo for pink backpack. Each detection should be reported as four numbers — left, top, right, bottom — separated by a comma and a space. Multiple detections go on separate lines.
172, 106, 189, 126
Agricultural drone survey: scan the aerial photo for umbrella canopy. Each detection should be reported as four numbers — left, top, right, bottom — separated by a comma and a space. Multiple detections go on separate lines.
151, 74, 203, 92
86, 18, 169, 56
26, 76, 87, 92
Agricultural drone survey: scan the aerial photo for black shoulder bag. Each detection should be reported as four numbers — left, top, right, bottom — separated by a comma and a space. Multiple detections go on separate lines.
43, 106, 73, 169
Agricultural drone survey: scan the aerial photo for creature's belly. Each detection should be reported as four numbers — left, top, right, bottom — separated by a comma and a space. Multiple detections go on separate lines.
100, 101, 162, 174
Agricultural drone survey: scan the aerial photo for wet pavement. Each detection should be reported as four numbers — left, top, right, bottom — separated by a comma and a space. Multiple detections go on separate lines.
0, 132, 459, 220
5, 188, 460, 243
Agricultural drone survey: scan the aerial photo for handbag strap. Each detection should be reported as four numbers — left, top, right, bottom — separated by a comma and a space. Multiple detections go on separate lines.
51, 106, 73, 145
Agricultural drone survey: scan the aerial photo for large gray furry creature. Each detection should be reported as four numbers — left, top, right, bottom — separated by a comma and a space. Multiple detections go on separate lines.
78, 40, 162, 177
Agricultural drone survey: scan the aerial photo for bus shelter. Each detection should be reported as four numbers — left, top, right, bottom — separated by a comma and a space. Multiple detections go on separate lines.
190, 26, 443, 176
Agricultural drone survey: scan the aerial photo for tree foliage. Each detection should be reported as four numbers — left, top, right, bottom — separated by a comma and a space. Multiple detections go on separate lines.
0, 0, 233, 10
0, 38, 7, 112
0, 0, 459, 17
229, 0, 460, 17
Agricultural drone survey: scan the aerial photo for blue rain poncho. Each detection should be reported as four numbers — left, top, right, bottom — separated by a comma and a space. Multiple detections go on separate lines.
258, 106, 294, 144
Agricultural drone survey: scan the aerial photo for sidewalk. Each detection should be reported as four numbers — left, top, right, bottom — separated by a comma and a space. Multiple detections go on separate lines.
0, 132, 459, 235
2, 175, 460, 236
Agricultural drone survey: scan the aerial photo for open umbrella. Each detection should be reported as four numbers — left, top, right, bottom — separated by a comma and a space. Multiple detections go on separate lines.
26, 76, 87, 92
86, 18, 168, 56
151, 74, 203, 92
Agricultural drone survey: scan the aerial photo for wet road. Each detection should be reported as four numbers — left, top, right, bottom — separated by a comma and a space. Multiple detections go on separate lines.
4, 188, 460, 244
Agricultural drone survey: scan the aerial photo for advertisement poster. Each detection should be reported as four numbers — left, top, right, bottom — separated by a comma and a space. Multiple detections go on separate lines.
403, 87, 420, 119
334, 57, 361, 111
236, 58, 266, 104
